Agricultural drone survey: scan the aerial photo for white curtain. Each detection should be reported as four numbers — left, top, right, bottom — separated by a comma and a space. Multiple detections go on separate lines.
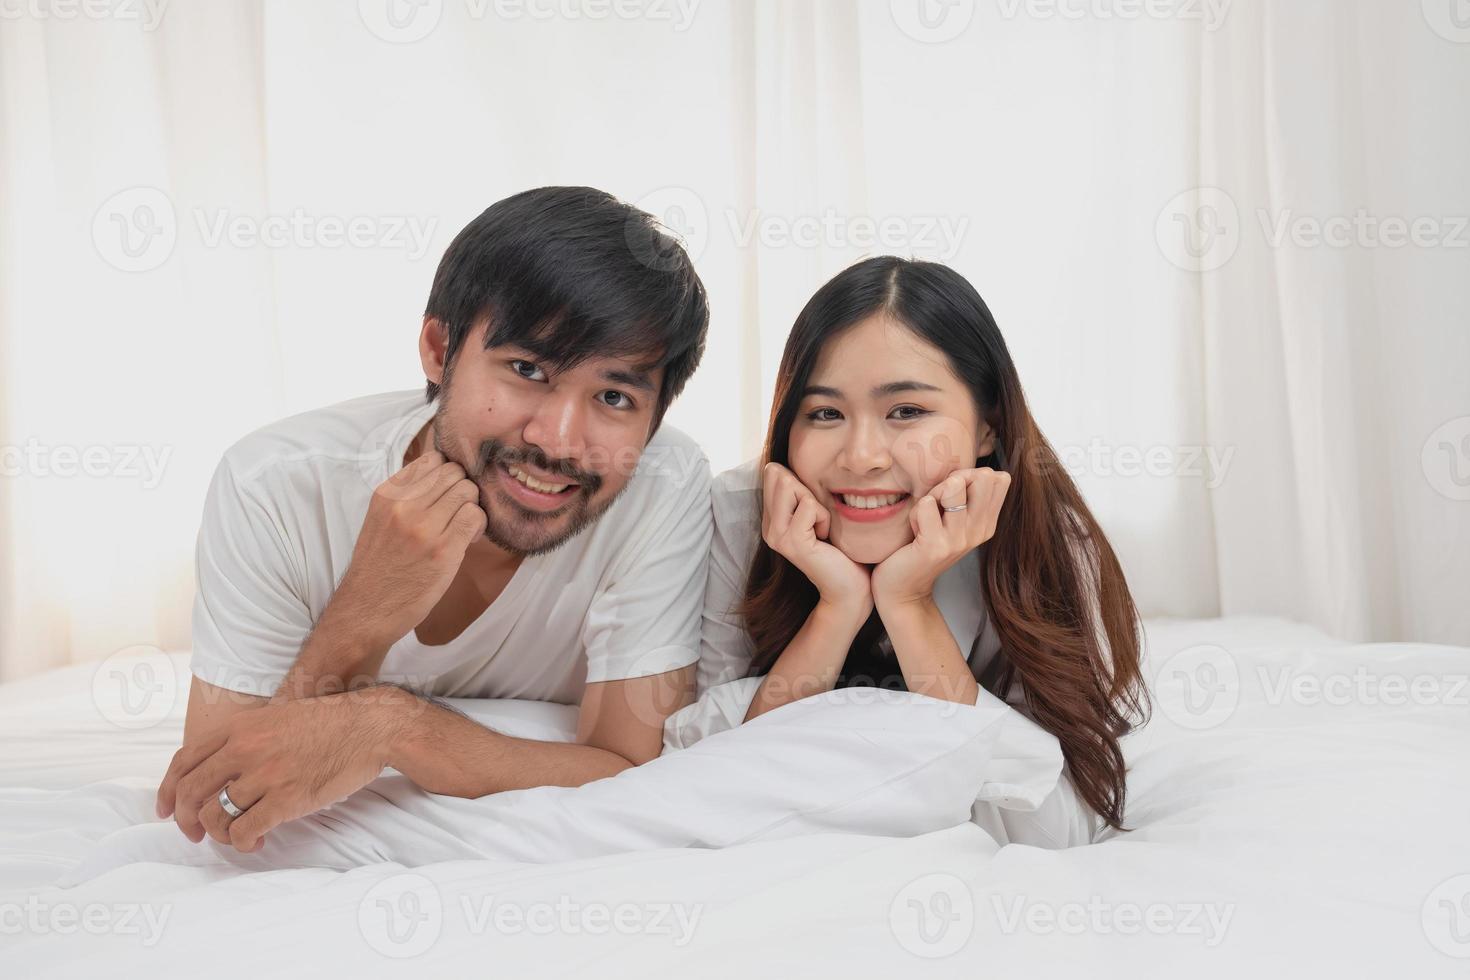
1, 0, 1465, 681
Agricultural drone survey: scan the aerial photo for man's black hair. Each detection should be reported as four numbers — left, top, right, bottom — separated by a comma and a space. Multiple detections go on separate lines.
424, 186, 709, 430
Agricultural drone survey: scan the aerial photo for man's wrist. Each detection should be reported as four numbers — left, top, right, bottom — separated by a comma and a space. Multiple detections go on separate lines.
322, 584, 405, 656
364, 684, 422, 771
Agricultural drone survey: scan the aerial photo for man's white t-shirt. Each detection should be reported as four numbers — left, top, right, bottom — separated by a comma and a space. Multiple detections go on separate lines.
190, 389, 713, 704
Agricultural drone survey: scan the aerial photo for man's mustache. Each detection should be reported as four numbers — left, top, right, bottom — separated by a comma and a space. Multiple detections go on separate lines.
478, 439, 602, 495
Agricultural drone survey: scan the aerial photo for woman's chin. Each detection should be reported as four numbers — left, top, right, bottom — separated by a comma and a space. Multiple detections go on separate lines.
831, 530, 911, 566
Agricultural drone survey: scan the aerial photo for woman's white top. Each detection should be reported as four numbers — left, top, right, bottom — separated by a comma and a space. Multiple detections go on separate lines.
662, 459, 1103, 849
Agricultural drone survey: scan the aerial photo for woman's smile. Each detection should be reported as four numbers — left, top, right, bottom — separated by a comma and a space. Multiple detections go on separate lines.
829, 489, 911, 523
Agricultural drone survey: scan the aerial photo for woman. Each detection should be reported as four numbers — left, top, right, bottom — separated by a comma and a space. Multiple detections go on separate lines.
678, 255, 1150, 844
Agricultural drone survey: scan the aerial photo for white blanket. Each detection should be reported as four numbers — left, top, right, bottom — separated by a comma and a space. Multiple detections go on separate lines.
3, 616, 1468, 979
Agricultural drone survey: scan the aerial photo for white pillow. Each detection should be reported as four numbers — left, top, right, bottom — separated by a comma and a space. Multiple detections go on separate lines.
442, 696, 578, 743
664, 676, 1064, 810
63, 690, 1064, 881
64, 687, 1034, 878
399, 686, 1026, 861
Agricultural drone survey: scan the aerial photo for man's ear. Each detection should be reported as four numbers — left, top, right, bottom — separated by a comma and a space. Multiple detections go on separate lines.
419, 315, 450, 387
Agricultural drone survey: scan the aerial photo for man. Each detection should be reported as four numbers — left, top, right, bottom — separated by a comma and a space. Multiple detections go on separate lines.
154, 186, 712, 854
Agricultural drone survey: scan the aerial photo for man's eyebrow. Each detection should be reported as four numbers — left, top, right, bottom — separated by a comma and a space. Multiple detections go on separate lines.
603, 368, 657, 394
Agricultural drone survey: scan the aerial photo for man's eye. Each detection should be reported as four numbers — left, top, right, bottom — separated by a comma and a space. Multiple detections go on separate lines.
890, 405, 929, 421
805, 407, 842, 422
511, 360, 547, 382
599, 390, 634, 410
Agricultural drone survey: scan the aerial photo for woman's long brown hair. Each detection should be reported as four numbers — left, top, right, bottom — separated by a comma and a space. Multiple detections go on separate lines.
739, 256, 1150, 830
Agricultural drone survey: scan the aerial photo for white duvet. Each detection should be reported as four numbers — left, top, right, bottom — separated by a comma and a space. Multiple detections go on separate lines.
2, 616, 1468, 978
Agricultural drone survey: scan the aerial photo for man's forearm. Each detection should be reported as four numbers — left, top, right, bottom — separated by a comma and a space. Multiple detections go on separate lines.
273, 598, 396, 702
373, 686, 634, 797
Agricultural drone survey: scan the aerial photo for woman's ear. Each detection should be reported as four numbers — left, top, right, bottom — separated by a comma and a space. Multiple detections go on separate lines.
976, 423, 998, 460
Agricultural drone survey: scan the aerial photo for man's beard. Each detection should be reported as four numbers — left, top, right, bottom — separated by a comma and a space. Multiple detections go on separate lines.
430, 413, 627, 557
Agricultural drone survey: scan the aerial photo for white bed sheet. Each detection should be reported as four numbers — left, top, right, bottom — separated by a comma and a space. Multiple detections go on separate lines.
2, 616, 1467, 978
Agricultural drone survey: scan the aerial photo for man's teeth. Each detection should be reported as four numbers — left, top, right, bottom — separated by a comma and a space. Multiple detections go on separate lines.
507, 465, 571, 494
839, 492, 906, 509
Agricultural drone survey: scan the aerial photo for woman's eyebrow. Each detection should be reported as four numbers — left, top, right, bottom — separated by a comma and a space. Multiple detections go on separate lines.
802, 380, 942, 399
872, 380, 942, 397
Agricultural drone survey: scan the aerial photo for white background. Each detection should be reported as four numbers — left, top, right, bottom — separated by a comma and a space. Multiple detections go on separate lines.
1, 0, 1466, 679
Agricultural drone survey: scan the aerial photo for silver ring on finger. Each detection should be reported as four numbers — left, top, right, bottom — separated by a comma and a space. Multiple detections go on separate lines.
218, 785, 248, 820
943, 504, 968, 513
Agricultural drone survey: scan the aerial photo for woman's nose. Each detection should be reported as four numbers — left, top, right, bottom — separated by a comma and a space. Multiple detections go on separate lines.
842, 420, 893, 473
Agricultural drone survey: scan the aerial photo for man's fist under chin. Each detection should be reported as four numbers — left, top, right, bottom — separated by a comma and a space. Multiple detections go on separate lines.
334, 449, 488, 650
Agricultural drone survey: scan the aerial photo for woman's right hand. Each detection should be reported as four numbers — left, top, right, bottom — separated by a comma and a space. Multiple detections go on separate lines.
761, 462, 873, 623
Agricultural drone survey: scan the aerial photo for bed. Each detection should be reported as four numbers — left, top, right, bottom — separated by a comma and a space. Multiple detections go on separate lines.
2, 616, 1467, 978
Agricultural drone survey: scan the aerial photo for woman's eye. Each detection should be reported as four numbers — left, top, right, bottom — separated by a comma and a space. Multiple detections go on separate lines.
890, 405, 929, 421
805, 407, 842, 423
599, 390, 633, 410
511, 360, 547, 382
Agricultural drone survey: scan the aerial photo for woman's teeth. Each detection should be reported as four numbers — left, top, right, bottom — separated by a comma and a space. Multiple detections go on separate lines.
838, 492, 907, 509
507, 465, 572, 495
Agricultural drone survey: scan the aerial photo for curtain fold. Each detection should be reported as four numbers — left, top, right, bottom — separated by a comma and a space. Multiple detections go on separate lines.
1, 0, 1464, 680
1199, 0, 1470, 642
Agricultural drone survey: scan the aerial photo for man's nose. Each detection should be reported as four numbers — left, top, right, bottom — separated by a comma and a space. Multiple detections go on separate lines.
521, 388, 587, 465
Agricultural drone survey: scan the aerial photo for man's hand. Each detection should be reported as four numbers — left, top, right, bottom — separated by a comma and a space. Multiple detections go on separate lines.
154, 687, 410, 852
331, 449, 488, 653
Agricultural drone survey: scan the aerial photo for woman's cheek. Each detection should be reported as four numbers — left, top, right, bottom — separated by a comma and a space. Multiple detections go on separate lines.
786, 429, 824, 497
890, 416, 974, 495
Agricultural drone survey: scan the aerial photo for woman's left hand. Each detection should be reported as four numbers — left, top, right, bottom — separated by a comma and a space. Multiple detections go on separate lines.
871, 467, 1011, 611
